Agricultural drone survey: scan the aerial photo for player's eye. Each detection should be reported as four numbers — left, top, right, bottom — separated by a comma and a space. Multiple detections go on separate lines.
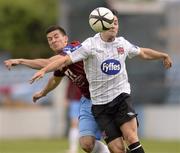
54, 36, 59, 39
48, 38, 52, 42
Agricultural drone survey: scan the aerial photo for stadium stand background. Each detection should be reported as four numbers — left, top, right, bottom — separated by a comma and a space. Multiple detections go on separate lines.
60, 0, 180, 105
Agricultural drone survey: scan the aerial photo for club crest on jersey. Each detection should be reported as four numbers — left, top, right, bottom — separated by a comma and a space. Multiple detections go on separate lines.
117, 47, 124, 54
101, 59, 121, 75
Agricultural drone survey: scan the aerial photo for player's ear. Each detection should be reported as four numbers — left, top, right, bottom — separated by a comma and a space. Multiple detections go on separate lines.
64, 35, 68, 43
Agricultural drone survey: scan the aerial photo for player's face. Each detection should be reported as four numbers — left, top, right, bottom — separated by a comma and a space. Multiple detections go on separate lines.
101, 15, 119, 41
47, 29, 68, 53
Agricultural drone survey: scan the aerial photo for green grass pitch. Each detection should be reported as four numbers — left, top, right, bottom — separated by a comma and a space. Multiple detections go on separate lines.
0, 138, 180, 153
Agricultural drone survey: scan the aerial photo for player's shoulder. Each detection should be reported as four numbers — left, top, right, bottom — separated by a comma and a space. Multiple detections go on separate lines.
63, 40, 82, 54
85, 33, 100, 41
69, 40, 81, 46
80, 34, 99, 48
93, 33, 101, 40
68, 41, 82, 49
84, 33, 101, 45
115, 36, 132, 47
116, 36, 127, 42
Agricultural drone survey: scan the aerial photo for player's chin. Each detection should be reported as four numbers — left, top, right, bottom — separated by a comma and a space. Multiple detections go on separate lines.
108, 32, 116, 38
53, 46, 61, 51
108, 30, 116, 35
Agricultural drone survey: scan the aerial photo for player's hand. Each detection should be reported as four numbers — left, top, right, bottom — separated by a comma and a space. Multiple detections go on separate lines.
4, 59, 20, 70
163, 55, 172, 69
29, 70, 45, 84
33, 91, 45, 103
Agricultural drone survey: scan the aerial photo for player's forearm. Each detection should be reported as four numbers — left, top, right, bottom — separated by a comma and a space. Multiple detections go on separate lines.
41, 76, 61, 96
42, 56, 68, 73
19, 58, 50, 69
139, 48, 168, 60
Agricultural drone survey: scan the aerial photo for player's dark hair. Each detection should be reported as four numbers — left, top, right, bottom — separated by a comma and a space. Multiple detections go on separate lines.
46, 25, 67, 35
110, 9, 118, 16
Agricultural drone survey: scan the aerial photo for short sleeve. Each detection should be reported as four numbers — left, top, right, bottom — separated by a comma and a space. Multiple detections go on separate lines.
123, 38, 140, 58
68, 38, 92, 63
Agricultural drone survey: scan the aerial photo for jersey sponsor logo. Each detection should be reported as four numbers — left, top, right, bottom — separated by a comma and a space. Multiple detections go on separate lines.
101, 59, 121, 75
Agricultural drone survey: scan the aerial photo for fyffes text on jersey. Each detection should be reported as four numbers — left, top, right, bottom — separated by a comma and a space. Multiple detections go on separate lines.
101, 59, 121, 75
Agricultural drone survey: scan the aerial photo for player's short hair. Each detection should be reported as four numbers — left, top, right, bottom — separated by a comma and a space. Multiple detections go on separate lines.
110, 9, 118, 16
46, 25, 67, 36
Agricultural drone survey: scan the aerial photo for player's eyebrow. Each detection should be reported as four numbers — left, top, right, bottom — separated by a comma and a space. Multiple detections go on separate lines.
53, 33, 59, 37
47, 33, 59, 39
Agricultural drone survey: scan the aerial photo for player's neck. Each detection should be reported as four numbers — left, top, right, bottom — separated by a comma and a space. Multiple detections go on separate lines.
54, 49, 63, 54
100, 33, 115, 42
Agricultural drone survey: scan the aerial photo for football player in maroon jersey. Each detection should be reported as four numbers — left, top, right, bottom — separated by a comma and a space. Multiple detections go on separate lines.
4, 25, 112, 153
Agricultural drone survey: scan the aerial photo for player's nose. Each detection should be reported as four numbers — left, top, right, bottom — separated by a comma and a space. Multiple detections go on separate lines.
51, 37, 57, 43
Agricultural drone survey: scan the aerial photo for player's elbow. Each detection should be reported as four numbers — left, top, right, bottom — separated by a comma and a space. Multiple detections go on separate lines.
64, 55, 72, 65
57, 55, 72, 70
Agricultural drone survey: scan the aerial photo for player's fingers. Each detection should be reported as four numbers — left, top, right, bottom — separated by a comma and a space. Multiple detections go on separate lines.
165, 62, 171, 69
163, 59, 172, 69
29, 79, 34, 84
33, 94, 43, 103
29, 76, 40, 84
4, 61, 8, 65
33, 97, 37, 103
167, 63, 172, 68
4, 62, 11, 70
7, 64, 12, 70
6, 65, 11, 70
29, 71, 44, 84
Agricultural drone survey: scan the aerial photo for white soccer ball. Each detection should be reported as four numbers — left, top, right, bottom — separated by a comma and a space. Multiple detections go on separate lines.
89, 7, 114, 33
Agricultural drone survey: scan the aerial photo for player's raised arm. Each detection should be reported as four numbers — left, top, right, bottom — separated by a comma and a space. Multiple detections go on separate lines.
29, 55, 72, 84
4, 58, 49, 70
139, 48, 172, 69
33, 76, 62, 103
4, 55, 61, 70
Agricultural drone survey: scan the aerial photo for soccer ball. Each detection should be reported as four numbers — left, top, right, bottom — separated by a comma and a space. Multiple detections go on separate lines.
89, 7, 114, 33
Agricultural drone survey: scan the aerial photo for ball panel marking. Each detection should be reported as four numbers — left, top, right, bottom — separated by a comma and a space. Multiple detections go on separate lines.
89, 7, 114, 32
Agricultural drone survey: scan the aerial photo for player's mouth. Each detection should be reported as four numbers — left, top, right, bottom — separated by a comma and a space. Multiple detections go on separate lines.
52, 43, 59, 48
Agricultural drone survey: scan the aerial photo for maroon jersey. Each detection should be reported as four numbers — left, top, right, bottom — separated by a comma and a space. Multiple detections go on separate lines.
54, 41, 90, 99
66, 80, 82, 101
